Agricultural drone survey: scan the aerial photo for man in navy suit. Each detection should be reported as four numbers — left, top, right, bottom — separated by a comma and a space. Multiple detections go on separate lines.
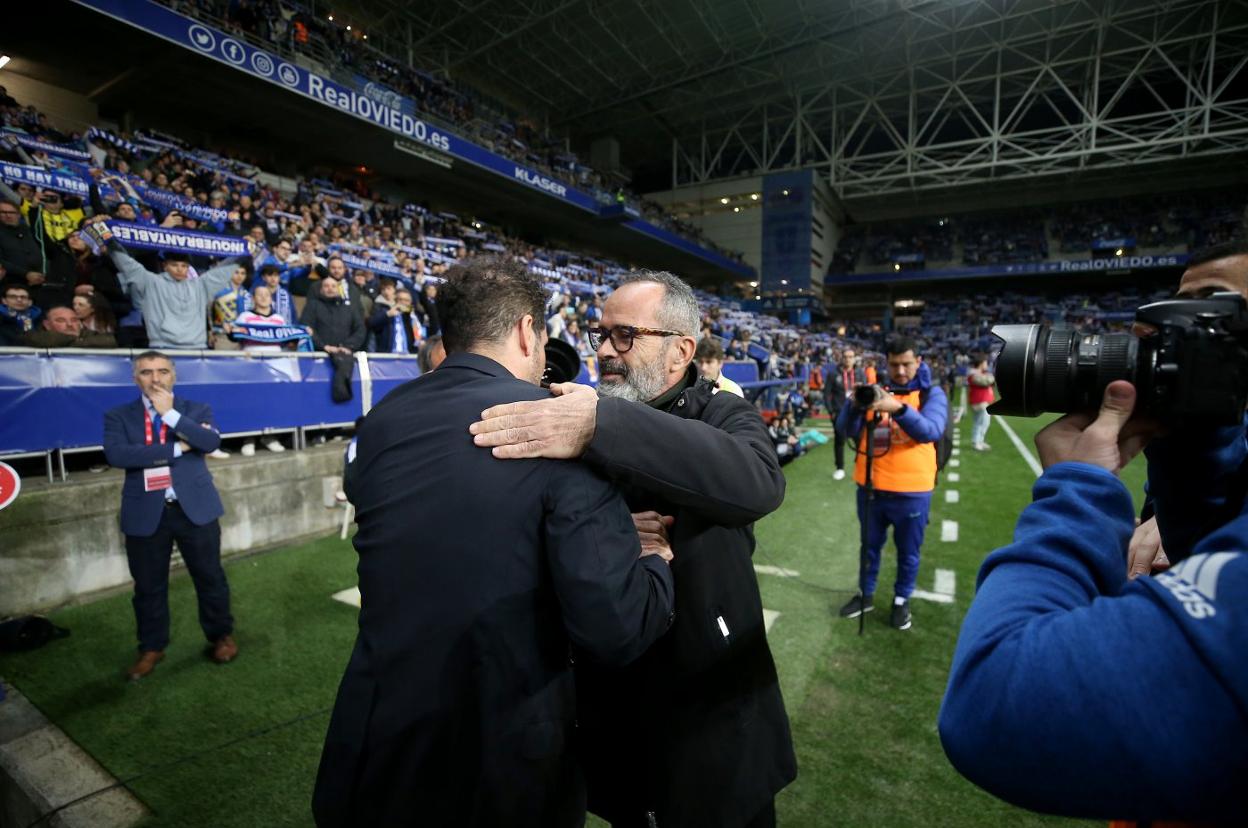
312, 258, 674, 827
103, 351, 237, 681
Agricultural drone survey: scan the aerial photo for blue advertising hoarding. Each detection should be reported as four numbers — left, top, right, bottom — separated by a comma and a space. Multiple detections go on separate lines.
826, 252, 1189, 286
72, 0, 754, 278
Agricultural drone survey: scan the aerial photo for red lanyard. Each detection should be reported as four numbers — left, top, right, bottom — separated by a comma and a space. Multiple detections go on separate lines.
144, 410, 168, 446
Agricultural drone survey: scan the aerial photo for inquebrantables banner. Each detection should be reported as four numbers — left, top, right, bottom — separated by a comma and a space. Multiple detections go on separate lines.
106, 220, 249, 258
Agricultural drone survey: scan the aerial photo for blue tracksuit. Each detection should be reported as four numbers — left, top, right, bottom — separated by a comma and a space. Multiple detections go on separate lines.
939, 421, 1248, 821
836, 363, 947, 599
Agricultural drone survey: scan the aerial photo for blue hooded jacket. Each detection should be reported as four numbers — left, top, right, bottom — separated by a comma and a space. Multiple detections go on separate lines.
939, 422, 1248, 822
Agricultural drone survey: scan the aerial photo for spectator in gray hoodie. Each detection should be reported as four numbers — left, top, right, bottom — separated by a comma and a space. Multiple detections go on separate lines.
109, 246, 240, 349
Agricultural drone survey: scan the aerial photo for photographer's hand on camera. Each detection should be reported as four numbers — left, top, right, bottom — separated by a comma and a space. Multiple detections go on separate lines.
1034, 381, 1160, 474
868, 391, 904, 415
1127, 516, 1169, 579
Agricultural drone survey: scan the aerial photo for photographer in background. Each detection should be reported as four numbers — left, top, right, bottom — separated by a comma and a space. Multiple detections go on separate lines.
835, 336, 948, 631
939, 378, 1246, 822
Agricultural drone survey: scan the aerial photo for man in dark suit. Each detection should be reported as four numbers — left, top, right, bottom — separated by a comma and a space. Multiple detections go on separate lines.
312, 258, 675, 828
826, 347, 870, 480
102, 351, 237, 681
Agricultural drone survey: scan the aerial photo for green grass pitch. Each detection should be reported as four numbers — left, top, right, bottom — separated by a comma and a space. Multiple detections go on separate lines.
0, 411, 1146, 826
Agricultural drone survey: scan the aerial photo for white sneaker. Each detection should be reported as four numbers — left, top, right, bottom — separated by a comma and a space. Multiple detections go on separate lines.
241, 442, 256, 457
89, 463, 108, 473
264, 439, 286, 453
833, 468, 846, 480
208, 449, 230, 459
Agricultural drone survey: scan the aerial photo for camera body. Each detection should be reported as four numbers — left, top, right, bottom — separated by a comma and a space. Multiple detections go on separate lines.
854, 384, 890, 408
990, 292, 1248, 425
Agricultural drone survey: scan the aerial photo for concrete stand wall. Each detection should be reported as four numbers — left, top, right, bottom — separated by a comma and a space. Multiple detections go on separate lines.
0, 446, 348, 617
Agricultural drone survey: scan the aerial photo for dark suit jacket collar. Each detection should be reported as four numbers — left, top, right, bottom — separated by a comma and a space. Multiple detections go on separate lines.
439, 351, 513, 379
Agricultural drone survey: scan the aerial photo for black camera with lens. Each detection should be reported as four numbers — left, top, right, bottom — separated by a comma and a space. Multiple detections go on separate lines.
990, 292, 1248, 425
854, 384, 889, 408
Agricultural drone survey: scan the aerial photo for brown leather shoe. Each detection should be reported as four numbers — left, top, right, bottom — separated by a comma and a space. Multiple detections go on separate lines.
127, 650, 165, 681
210, 634, 238, 664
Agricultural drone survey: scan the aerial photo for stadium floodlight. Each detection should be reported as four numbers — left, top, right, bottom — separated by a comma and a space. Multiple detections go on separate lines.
749, 281, 758, 287
733, 206, 740, 213
751, 193, 759, 200
346, 25, 351, 31
894, 264, 902, 271
0, 56, 10, 70
782, 189, 789, 196
720, 197, 729, 204
781, 279, 788, 285
1115, 248, 1124, 256
327, 15, 333, 21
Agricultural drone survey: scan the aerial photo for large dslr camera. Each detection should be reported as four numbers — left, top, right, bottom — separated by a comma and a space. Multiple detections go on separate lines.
990, 292, 1248, 425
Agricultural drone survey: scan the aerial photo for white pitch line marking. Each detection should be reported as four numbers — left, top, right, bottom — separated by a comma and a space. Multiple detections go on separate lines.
949, 458, 960, 468
951, 448, 961, 456
945, 489, 960, 503
947, 472, 960, 482
940, 520, 959, 542
332, 586, 361, 608
754, 564, 801, 578
911, 589, 954, 604
913, 567, 958, 604
994, 417, 1044, 477
763, 609, 780, 632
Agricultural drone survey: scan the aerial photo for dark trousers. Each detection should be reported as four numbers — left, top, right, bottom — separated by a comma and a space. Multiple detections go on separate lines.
833, 422, 849, 470
856, 488, 932, 599
124, 502, 233, 652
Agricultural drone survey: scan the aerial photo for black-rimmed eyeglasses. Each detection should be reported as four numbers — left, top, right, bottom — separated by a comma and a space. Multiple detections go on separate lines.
586, 324, 685, 353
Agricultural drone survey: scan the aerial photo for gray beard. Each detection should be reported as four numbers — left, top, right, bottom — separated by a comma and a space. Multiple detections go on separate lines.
597, 353, 669, 403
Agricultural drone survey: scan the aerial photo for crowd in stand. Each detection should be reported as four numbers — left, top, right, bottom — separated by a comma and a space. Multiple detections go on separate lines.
832, 190, 1247, 273
4, 85, 1235, 469
153, 0, 744, 264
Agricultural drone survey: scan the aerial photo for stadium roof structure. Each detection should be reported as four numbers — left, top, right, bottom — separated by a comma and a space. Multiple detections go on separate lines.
343, 0, 1248, 199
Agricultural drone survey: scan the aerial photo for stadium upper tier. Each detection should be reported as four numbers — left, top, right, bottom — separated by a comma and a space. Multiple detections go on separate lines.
832, 191, 1245, 275
149, 0, 742, 266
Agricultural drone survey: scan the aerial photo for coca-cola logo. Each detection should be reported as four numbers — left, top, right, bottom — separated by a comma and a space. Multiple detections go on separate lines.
363, 82, 403, 110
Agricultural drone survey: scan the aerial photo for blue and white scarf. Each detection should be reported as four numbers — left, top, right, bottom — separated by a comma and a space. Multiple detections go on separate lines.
230, 322, 314, 351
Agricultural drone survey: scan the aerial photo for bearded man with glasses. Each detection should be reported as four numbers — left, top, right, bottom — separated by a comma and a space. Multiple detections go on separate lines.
470, 270, 795, 828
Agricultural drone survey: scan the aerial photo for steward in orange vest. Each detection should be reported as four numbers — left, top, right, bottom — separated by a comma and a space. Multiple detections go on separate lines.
834, 336, 949, 631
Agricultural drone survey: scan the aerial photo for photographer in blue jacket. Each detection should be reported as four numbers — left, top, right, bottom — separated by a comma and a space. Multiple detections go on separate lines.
939, 380, 1248, 822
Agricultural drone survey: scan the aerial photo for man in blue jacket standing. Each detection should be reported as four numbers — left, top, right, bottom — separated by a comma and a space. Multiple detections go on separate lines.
103, 351, 237, 681
836, 336, 948, 630
939, 380, 1247, 822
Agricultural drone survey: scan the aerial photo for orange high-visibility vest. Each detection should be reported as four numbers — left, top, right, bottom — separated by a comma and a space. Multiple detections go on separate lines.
853, 389, 937, 493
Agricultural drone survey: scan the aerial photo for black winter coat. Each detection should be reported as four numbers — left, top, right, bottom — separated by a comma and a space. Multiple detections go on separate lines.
300, 293, 365, 351
313, 353, 674, 827
577, 367, 796, 827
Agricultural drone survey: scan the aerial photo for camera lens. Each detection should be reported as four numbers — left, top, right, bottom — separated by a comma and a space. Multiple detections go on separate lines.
989, 324, 1138, 416
854, 385, 878, 407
